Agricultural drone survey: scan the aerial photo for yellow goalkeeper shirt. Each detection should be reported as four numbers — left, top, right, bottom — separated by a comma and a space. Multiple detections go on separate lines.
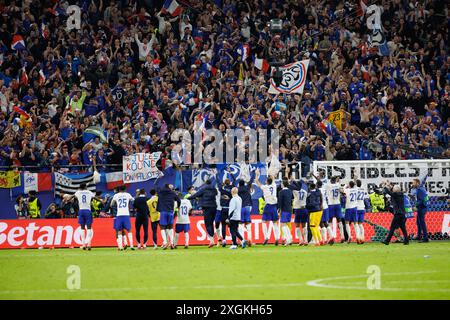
147, 196, 160, 222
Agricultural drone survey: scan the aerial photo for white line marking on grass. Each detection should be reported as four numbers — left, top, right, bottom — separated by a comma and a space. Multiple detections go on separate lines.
306, 271, 450, 292
0, 282, 306, 295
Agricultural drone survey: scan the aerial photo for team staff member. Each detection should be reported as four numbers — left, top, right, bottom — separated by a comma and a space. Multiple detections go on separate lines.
147, 189, 160, 249
278, 179, 294, 246
188, 179, 218, 248
381, 182, 409, 245
411, 175, 429, 243
226, 187, 246, 250
306, 182, 323, 246
218, 179, 233, 247
134, 189, 150, 250
369, 188, 385, 212
27, 190, 42, 219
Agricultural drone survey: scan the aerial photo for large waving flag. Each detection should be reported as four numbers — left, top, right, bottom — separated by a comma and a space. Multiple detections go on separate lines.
83, 126, 108, 143
55, 172, 96, 196
268, 60, 309, 94
237, 43, 250, 61
11, 35, 26, 51
162, 0, 182, 16
254, 57, 269, 73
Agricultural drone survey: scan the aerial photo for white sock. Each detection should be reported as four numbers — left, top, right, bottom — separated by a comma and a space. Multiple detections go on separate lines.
338, 221, 345, 240
80, 229, 85, 246
238, 224, 245, 239
161, 229, 168, 245
321, 227, 327, 242
208, 235, 214, 244
174, 233, 179, 246
246, 224, 252, 242
359, 224, 365, 241
122, 235, 128, 246
128, 232, 134, 248
215, 227, 221, 240
273, 222, 280, 240
345, 224, 352, 240
327, 226, 334, 240
302, 224, 308, 243
167, 229, 174, 244
86, 229, 93, 246
282, 225, 291, 243
185, 233, 189, 246
354, 223, 360, 240
295, 227, 302, 243
117, 235, 123, 249
262, 222, 269, 240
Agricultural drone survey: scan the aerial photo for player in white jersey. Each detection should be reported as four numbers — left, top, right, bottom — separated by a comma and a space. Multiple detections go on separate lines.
174, 194, 192, 249
355, 179, 368, 244
317, 180, 334, 245
111, 185, 135, 250
343, 181, 358, 244
255, 169, 280, 245
327, 176, 346, 243
290, 177, 309, 246
72, 183, 96, 250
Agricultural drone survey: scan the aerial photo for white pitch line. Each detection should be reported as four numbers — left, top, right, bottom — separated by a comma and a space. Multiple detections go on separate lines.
0, 282, 307, 295
306, 271, 450, 292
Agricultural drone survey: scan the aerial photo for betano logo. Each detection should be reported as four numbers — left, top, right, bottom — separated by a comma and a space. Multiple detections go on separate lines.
0, 222, 84, 247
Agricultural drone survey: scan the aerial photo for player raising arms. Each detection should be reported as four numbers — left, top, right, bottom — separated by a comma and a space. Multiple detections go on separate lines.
278, 179, 294, 246
327, 177, 346, 243
355, 179, 368, 244
157, 184, 181, 250
343, 181, 358, 244
317, 180, 334, 245
255, 169, 280, 245
72, 183, 97, 250
111, 185, 135, 251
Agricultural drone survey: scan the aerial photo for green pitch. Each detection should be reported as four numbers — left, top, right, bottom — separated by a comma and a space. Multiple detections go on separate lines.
1, 242, 449, 300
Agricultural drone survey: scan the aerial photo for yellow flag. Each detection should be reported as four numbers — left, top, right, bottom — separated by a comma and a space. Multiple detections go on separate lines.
327, 110, 344, 130
0, 171, 21, 188
238, 63, 244, 81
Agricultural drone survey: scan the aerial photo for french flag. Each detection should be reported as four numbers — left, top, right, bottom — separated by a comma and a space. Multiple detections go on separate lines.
105, 172, 126, 190
41, 22, 49, 39
319, 120, 333, 135
23, 172, 53, 194
21, 66, 28, 86
237, 43, 250, 61
254, 57, 269, 73
11, 35, 26, 51
39, 69, 46, 86
162, 0, 182, 17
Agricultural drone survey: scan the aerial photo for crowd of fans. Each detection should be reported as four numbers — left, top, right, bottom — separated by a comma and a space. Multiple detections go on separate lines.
0, 0, 449, 174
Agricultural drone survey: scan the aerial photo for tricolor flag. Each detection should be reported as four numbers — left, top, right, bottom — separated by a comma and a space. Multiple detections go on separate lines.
41, 22, 49, 39
162, 0, 182, 17
207, 63, 217, 76
20, 66, 28, 86
23, 172, 53, 194
318, 120, 333, 135
237, 43, 250, 61
360, 64, 370, 81
254, 57, 269, 73
105, 172, 126, 190
11, 35, 26, 51
39, 69, 46, 85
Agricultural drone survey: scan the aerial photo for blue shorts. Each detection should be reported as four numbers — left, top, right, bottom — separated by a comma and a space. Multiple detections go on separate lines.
114, 216, 131, 231
280, 211, 292, 223
328, 204, 342, 220
78, 209, 93, 227
241, 206, 252, 223
321, 208, 329, 222
251, 199, 259, 214
355, 210, 365, 223
175, 224, 190, 233
345, 208, 357, 222
294, 208, 309, 224
262, 204, 279, 221
215, 210, 222, 223
160, 211, 174, 227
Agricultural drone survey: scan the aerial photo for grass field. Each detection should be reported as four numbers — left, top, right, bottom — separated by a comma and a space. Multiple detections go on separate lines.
1, 242, 449, 300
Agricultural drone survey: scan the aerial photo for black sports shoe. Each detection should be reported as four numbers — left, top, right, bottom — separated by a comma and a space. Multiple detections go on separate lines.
403, 242, 409, 245
275, 240, 279, 246
263, 239, 268, 245
381, 240, 389, 245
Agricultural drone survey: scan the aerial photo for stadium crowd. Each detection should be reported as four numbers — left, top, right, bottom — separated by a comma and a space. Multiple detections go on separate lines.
0, 0, 449, 175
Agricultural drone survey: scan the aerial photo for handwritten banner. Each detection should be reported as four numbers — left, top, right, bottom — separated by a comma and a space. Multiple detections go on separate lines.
123, 152, 163, 183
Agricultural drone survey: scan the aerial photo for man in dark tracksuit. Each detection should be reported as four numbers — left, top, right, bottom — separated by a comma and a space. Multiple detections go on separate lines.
218, 179, 233, 247
133, 189, 150, 249
156, 184, 181, 249
382, 184, 409, 245
411, 176, 429, 242
188, 179, 218, 247
278, 179, 294, 245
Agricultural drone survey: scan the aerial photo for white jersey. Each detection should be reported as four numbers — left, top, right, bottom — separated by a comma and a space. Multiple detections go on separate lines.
261, 182, 277, 204
177, 199, 192, 224
112, 192, 134, 216
344, 187, 358, 209
74, 190, 95, 211
216, 189, 222, 210
293, 187, 308, 209
320, 186, 329, 210
327, 183, 341, 206
356, 186, 367, 211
